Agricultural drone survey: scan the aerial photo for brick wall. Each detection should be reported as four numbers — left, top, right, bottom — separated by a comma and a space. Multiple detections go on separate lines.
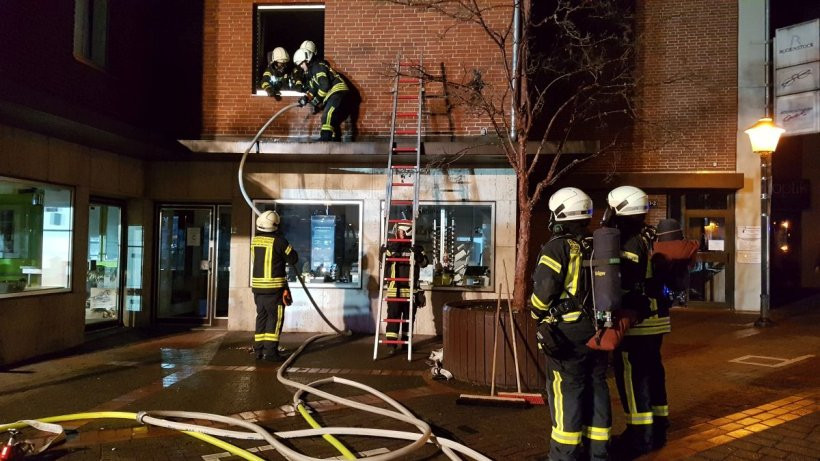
202, 0, 511, 138
585, 0, 738, 173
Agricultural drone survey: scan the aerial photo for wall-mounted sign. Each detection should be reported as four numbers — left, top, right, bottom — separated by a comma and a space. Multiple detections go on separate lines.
776, 62, 820, 96
775, 18, 820, 69
776, 90, 819, 135
772, 179, 811, 210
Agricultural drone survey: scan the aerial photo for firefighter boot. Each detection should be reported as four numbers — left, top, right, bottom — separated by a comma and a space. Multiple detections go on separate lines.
611, 426, 652, 460
652, 416, 669, 450
263, 342, 288, 362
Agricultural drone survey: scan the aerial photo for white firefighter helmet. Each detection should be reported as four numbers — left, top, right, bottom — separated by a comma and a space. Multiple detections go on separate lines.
271, 47, 289, 64
300, 40, 318, 55
395, 223, 412, 234
548, 187, 593, 222
607, 185, 649, 216
293, 48, 311, 67
256, 210, 280, 232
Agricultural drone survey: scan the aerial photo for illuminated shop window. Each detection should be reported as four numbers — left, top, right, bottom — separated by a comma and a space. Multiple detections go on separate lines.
0, 177, 73, 297
382, 201, 495, 291
254, 200, 361, 288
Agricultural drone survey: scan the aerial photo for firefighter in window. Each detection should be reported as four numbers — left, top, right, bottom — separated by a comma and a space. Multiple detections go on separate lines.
261, 47, 300, 100
380, 223, 428, 355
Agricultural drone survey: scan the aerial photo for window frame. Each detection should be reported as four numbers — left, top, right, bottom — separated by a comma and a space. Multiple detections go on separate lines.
252, 3, 325, 96
381, 200, 497, 293
253, 199, 363, 289
73, 0, 109, 70
0, 176, 74, 299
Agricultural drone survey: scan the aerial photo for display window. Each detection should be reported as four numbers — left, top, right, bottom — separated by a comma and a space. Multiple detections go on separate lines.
0, 177, 73, 297
382, 201, 495, 291
253, 200, 362, 288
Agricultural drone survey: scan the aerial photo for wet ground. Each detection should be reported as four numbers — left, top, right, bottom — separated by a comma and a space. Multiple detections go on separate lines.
0, 300, 817, 460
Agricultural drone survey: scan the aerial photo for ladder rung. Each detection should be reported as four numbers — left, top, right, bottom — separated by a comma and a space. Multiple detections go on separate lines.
392, 182, 413, 186
386, 257, 411, 262
388, 219, 413, 223
384, 318, 409, 324
386, 297, 410, 302
381, 339, 408, 345
391, 200, 413, 205
387, 238, 412, 243
398, 95, 418, 100
384, 277, 411, 282
392, 148, 417, 153
396, 112, 418, 117
395, 130, 417, 135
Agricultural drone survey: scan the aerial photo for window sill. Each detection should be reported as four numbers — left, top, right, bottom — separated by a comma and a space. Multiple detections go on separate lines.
253, 90, 305, 97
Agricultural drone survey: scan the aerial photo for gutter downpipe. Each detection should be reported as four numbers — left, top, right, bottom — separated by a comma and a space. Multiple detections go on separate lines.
510, 0, 521, 141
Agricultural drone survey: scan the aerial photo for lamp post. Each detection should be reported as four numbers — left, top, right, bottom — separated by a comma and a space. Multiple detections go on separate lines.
745, 117, 784, 327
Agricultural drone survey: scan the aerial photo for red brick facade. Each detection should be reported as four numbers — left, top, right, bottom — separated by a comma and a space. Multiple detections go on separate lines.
594, 0, 738, 173
202, 0, 510, 138
202, 1, 739, 174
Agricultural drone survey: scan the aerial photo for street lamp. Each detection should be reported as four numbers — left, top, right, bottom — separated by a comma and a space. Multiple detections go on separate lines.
744, 117, 784, 327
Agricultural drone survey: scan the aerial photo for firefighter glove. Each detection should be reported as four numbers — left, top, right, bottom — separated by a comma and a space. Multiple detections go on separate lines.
283, 289, 293, 306
298, 95, 309, 107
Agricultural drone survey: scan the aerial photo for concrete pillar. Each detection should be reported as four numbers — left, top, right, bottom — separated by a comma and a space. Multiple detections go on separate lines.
735, 0, 766, 311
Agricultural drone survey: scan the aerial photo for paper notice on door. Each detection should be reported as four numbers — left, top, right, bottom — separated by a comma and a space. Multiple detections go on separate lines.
707, 239, 725, 251
187, 228, 201, 246
737, 250, 761, 264
737, 226, 761, 252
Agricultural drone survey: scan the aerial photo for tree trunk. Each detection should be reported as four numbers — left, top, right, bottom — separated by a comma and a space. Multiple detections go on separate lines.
513, 178, 532, 310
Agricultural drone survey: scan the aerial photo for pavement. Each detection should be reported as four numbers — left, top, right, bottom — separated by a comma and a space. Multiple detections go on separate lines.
0, 299, 817, 461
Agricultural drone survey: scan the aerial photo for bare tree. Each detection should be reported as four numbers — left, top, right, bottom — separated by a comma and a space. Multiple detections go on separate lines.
383, 0, 637, 307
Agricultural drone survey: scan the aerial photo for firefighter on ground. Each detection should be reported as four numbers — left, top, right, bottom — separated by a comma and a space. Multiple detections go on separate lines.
293, 46, 351, 142
380, 223, 428, 355
531, 187, 611, 461
251, 210, 298, 362
261, 47, 298, 100
605, 185, 669, 458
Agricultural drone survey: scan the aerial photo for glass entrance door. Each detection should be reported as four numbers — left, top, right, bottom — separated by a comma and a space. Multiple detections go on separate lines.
86, 202, 123, 328
684, 213, 734, 308
156, 205, 231, 325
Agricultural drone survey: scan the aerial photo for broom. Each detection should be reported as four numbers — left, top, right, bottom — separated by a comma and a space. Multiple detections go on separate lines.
456, 283, 530, 408
496, 261, 546, 405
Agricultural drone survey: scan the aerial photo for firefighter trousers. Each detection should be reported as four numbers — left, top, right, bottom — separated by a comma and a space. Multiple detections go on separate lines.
319, 92, 350, 142
545, 320, 611, 461
386, 299, 417, 342
614, 333, 668, 452
254, 291, 285, 356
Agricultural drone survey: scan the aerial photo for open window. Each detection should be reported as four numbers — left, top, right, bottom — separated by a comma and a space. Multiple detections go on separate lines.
253, 4, 325, 95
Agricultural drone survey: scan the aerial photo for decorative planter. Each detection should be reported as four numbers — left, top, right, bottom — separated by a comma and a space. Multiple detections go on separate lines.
442, 299, 548, 391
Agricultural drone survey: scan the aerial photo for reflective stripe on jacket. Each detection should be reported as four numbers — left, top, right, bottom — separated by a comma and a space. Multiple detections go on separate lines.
251, 231, 298, 294
530, 235, 589, 323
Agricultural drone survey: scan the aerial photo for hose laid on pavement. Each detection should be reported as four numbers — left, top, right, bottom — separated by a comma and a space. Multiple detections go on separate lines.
0, 105, 492, 461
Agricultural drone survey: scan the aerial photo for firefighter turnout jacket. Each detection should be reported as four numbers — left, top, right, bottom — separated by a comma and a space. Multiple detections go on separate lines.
303, 60, 348, 108
531, 234, 590, 324
620, 229, 670, 336
382, 242, 428, 298
251, 230, 298, 294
